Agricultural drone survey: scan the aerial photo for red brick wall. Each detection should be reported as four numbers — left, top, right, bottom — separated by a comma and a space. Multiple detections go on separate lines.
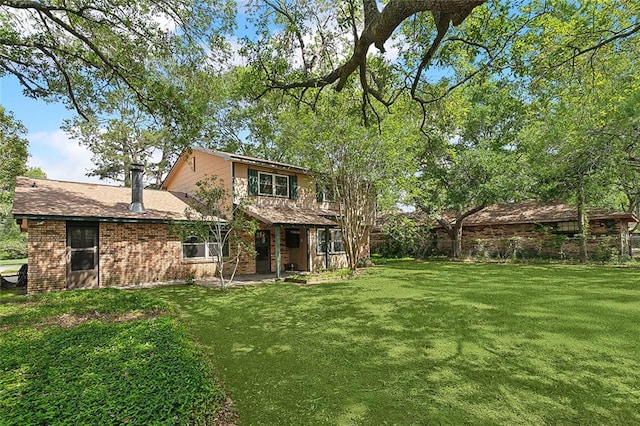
431, 220, 629, 259
26, 220, 66, 294
26, 220, 217, 293
99, 222, 214, 287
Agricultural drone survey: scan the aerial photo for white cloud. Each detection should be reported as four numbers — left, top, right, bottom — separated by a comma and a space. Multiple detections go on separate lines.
27, 130, 108, 184
226, 36, 248, 67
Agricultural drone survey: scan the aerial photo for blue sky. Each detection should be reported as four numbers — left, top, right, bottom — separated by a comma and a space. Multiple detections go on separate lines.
1, 75, 100, 183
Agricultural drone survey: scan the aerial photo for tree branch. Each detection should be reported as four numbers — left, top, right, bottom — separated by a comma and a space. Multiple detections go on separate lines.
267, 0, 487, 93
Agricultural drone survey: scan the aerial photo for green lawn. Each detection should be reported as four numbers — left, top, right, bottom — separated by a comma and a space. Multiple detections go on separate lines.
0, 289, 224, 425
150, 260, 640, 425
0, 258, 26, 275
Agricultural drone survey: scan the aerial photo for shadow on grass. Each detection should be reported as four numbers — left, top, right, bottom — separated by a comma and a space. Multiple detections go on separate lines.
149, 261, 640, 425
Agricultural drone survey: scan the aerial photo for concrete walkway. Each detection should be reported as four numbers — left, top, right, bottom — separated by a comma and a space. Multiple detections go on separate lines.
197, 271, 297, 288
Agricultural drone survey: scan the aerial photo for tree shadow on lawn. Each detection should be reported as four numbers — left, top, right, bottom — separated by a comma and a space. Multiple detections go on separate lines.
150, 263, 640, 425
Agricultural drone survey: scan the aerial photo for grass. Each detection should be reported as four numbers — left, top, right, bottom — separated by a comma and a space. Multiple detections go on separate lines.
0, 258, 27, 265
0, 258, 27, 275
149, 260, 640, 425
0, 288, 224, 425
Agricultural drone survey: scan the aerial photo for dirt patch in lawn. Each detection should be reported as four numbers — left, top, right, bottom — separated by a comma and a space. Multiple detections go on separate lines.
215, 396, 239, 425
47, 308, 165, 328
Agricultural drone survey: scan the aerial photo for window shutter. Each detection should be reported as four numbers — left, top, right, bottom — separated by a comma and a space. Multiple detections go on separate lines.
316, 182, 324, 202
289, 175, 298, 200
248, 169, 258, 195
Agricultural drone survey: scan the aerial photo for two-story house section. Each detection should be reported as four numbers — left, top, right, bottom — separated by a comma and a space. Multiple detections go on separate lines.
161, 148, 354, 276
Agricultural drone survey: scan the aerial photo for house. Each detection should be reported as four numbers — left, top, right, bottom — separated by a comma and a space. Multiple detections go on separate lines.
373, 201, 637, 259
13, 150, 358, 293
12, 166, 209, 293
161, 148, 354, 274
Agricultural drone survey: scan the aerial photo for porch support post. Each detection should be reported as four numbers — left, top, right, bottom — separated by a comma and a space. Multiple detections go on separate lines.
325, 226, 330, 269
275, 225, 282, 279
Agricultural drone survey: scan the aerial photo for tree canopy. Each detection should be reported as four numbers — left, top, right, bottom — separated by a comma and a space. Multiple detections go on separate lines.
0, 0, 234, 122
0, 106, 28, 203
3, 0, 640, 262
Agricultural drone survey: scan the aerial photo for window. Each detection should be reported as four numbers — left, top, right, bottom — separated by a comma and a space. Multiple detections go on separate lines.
249, 169, 297, 199
259, 173, 273, 195
67, 225, 98, 272
316, 229, 345, 254
332, 230, 345, 252
554, 221, 580, 234
258, 171, 289, 198
317, 229, 327, 254
182, 235, 229, 260
275, 175, 289, 197
286, 229, 300, 248
316, 182, 335, 202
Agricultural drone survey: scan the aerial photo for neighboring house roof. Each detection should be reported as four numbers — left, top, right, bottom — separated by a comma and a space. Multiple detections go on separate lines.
12, 177, 192, 222
244, 205, 338, 227
459, 201, 637, 227
376, 201, 637, 229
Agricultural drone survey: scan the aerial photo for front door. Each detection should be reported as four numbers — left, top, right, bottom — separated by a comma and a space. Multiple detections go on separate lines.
67, 223, 99, 289
255, 230, 271, 273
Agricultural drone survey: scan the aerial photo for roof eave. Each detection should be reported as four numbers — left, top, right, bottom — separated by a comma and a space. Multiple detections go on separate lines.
12, 214, 180, 224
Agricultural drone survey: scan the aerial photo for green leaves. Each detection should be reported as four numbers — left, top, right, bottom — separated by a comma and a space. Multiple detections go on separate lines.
1, 0, 235, 124
0, 289, 224, 425
0, 107, 28, 202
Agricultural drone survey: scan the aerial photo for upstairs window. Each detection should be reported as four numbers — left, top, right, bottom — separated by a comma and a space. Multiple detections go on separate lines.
316, 182, 335, 202
249, 169, 297, 199
259, 173, 274, 195
258, 171, 289, 198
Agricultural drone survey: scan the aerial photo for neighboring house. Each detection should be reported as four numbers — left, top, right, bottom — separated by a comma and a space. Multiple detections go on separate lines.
13, 150, 359, 293
373, 201, 637, 259
161, 148, 354, 275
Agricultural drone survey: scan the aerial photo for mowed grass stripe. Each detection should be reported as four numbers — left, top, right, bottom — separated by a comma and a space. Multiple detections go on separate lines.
151, 260, 640, 425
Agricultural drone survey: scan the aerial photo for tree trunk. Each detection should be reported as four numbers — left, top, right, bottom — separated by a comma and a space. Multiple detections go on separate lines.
578, 183, 588, 263
451, 222, 463, 259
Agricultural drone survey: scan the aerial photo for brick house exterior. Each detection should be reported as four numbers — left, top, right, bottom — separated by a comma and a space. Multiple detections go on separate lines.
373, 201, 637, 259
12, 176, 214, 293
13, 149, 365, 293
161, 148, 358, 275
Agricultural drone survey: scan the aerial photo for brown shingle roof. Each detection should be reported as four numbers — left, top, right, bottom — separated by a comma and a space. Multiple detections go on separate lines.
12, 177, 191, 222
460, 201, 637, 226
244, 204, 337, 227
376, 201, 637, 229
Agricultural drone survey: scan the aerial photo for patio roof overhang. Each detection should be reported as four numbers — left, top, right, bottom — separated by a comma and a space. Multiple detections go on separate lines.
243, 205, 338, 227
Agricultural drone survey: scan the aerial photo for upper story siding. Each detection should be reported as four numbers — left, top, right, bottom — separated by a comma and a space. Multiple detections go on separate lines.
161, 149, 233, 195
232, 162, 334, 210
162, 148, 336, 211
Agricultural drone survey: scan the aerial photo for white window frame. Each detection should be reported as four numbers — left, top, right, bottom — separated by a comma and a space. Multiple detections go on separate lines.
182, 235, 227, 260
554, 221, 580, 234
331, 229, 345, 253
316, 229, 346, 254
317, 183, 335, 202
258, 171, 289, 198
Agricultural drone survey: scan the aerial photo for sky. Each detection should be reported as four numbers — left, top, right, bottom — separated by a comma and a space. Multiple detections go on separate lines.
1, 75, 100, 184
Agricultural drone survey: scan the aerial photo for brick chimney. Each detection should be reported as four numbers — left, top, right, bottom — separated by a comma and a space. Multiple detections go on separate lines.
129, 164, 146, 213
